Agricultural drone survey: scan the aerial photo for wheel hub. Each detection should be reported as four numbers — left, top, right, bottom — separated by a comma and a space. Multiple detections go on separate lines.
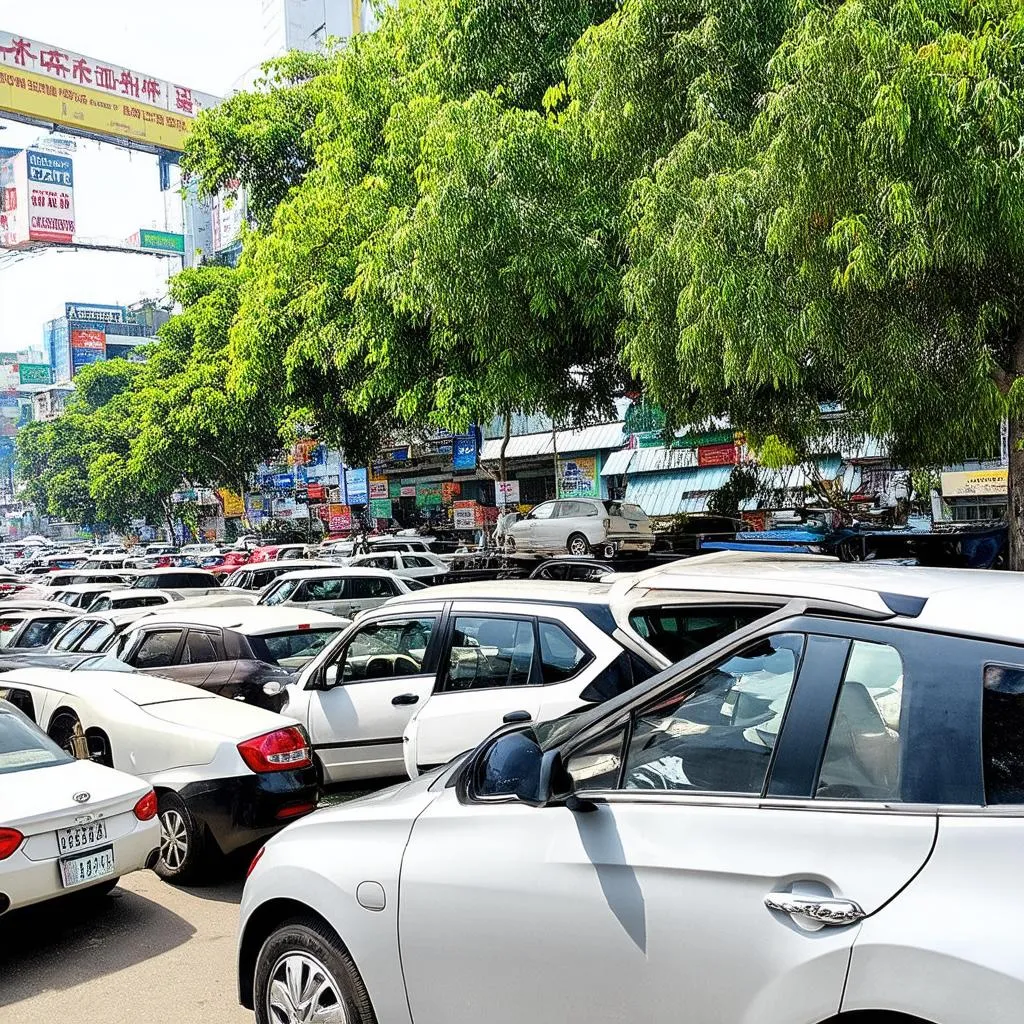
158, 809, 189, 871
268, 952, 347, 1023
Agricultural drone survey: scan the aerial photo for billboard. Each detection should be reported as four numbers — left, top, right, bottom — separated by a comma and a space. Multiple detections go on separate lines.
128, 227, 185, 254
0, 147, 25, 247
18, 363, 51, 384
941, 469, 1007, 498
25, 149, 74, 243
65, 302, 125, 323
344, 467, 369, 505
70, 328, 105, 374
557, 455, 601, 499
0, 32, 219, 153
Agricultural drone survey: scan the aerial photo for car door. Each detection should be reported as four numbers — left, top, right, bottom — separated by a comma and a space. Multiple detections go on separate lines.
530, 500, 563, 554
398, 625, 937, 1024
345, 575, 403, 615
303, 613, 442, 783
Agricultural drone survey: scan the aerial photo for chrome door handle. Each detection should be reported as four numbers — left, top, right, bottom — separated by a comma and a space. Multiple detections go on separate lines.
764, 893, 865, 926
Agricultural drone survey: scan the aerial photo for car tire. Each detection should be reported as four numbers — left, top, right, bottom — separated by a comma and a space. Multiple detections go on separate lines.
48, 711, 91, 760
567, 533, 591, 557
254, 916, 376, 1024
155, 792, 208, 884
506, 537, 516, 554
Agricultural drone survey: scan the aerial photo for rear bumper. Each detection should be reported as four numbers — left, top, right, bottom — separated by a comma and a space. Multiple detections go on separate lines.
0, 817, 159, 914
607, 535, 654, 554
177, 768, 319, 856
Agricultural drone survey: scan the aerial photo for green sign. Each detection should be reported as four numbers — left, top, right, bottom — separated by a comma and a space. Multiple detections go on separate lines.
18, 363, 51, 385
673, 429, 736, 449
416, 483, 443, 508
369, 499, 393, 519
138, 228, 185, 255
389, 479, 402, 499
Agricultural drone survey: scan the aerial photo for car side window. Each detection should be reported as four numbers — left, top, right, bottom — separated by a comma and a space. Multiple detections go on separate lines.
336, 618, 436, 682
54, 620, 92, 652
133, 630, 184, 668
606, 634, 803, 794
21, 620, 71, 648
441, 616, 536, 692
263, 579, 301, 606
348, 576, 400, 599
538, 622, 591, 684
78, 622, 116, 653
362, 556, 395, 570
982, 664, 1024, 803
529, 502, 555, 520
628, 606, 770, 664
305, 579, 347, 601
403, 556, 432, 569
183, 630, 220, 665
815, 640, 904, 801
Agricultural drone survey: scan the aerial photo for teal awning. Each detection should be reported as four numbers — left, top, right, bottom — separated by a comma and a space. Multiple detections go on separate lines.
625, 467, 734, 517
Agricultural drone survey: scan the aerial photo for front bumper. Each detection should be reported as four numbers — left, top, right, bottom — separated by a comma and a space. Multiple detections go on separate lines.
177, 767, 319, 856
0, 816, 160, 914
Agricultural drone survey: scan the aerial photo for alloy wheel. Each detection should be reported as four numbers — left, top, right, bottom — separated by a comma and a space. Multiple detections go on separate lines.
159, 809, 189, 872
267, 952, 347, 1023
569, 536, 589, 556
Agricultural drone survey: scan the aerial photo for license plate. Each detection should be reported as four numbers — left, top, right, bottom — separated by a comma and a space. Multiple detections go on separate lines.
60, 845, 115, 888
56, 820, 108, 855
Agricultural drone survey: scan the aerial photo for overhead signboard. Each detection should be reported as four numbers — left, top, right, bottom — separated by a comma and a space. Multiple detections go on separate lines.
18, 363, 50, 385
941, 469, 1007, 498
129, 227, 185, 254
65, 302, 125, 324
0, 31, 219, 153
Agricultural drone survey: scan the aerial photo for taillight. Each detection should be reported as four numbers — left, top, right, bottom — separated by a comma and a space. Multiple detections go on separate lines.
275, 801, 316, 821
237, 727, 312, 773
133, 791, 158, 821
247, 845, 266, 878
0, 828, 24, 860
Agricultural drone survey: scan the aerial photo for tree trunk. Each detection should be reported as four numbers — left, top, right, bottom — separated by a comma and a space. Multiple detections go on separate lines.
1008, 407, 1024, 571
498, 415, 511, 504
552, 423, 560, 500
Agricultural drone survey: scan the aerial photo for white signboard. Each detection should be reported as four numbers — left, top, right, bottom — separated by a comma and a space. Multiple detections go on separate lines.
496, 480, 520, 506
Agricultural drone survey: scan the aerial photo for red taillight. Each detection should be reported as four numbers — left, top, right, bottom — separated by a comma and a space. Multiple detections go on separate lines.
237, 727, 312, 773
0, 828, 24, 860
156, 556, 171, 568
247, 845, 266, 878
133, 791, 158, 821
275, 801, 316, 821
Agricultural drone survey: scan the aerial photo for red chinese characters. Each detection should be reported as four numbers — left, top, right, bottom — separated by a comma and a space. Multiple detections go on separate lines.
71, 57, 91, 85
0, 38, 36, 67
118, 70, 139, 98
39, 49, 69, 78
174, 86, 194, 114
94, 65, 117, 91
141, 77, 161, 104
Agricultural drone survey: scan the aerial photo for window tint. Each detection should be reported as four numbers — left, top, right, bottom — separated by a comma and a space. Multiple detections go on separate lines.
622, 634, 802, 793
20, 619, 72, 648
54, 620, 92, 652
559, 501, 597, 518
79, 622, 116, 653
183, 631, 220, 664
89, 598, 111, 612
628, 607, 768, 664
169, 573, 213, 589
983, 664, 1024, 804
133, 630, 183, 668
442, 617, 536, 692
539, 622, 591, 684
348, 576, 399, 599
338, 618, 436, 682
816, 641, 904, 801
605, 501, 647, 521
359, 556, 396, 570
249, 628, 346, 668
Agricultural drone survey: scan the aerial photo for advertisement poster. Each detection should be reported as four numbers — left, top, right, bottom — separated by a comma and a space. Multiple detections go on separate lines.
453, 432, 478, 470
328, 504, 351, 532
307, 483, 324, 500
454, 500, 477, 531
557, 455, 601, 499
441, 481, 461, 503
70, 328, 105, 374
369, 479, 389, 500
369, 499, 393, 520
26, 149, 74, 243
496, 480, 520, 505
344, 467, 369, 505
217, 490, 244, 517
400, 485, 417, 498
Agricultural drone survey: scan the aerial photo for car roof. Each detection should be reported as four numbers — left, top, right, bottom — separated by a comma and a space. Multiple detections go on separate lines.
124, 606, 347, 633
239, 559, 334, 571
0, 609, 77, 621
271, 567, 402, 581
130, 567, 218, 578
387, 579, 614, 604
610, 552, 1024, 640
1, 667, 207, 706
53, 583, 129, 593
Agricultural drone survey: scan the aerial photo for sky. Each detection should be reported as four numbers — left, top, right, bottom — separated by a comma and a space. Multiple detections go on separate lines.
0, 0, 266, 353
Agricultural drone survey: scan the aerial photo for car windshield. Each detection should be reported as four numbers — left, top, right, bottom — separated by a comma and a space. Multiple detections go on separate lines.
604, 501, 647, 521
249, 628, 347, 668
260, 579, 302, 606
0, 706, 72, 775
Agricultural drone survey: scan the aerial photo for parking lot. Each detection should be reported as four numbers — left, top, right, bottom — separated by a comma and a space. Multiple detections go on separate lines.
0, 870, 250, 1024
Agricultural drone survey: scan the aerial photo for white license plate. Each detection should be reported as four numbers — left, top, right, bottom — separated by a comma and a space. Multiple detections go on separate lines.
56, 820, 108, 855
59, 845, 115, 889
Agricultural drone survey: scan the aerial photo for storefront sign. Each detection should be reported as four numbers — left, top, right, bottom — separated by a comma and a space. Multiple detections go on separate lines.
217, 489, 244, 518
698, 442, 739, 467
344, 467, 368, 505
400, 484, 417, 498
454, 501, 477, 531
416, 482, 443, 508
441, 481, 461, 503
135, 227, 184, 254
496, 480, 520, 505
941, 469, 1007, 498
272, 472, 295, 489
369, 479, 389, 500
674, 429, 736, 450
557, 455, 601, 499
328, 504, 351, 532
18, 362, 50, 384
66, 302, 125, 323
306, 483, 324, 500
369, 499, 393, 520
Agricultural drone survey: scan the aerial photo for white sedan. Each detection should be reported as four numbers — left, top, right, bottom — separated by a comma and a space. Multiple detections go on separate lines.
0, 669, 319, 884
0, 698, 159, 914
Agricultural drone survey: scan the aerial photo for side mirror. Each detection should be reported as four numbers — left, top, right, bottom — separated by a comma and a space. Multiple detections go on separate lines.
321, 663, 339, 689
262, 680, 283, 698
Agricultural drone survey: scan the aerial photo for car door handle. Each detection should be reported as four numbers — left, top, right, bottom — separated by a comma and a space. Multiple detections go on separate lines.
392, 693, 420, 706
764, 892, 865, 926
503, 710, 532, 724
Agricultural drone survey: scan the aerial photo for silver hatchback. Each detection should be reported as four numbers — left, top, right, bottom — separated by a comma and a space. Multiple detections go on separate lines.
507, 498, 654, 558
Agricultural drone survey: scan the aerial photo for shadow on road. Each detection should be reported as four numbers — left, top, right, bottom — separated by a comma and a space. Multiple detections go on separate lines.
0, 882, 195, 1007
176, 875, 245, 905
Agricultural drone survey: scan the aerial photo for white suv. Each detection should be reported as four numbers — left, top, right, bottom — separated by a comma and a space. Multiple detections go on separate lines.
241, 558, 1024, 1024
507, 498, 654, 558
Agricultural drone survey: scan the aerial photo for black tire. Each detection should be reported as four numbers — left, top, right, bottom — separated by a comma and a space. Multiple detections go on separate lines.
254, 916, 376, 1024
155, 791, 208, 884
506, 537, 516, 554
567, 533, 591, 557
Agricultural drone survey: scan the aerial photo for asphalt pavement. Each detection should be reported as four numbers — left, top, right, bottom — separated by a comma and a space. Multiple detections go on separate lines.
0, 870, 250, 1024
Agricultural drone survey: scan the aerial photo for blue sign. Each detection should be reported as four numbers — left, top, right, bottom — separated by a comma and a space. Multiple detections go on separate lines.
71, 346, 105, 374
453, 432, 478, 471
0, 394, 19, 409
27, 150, 74, 187
272, 472, 295, 489
345, 467, 369, 505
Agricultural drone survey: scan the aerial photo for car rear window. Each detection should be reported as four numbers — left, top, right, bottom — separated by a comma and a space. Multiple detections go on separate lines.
249, 628, 347, 668
627, 607, 768, 664
604, 501, 648, 521
0, 707, 72, 775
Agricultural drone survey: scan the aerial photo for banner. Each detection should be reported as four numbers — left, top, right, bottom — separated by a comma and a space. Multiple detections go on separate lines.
496, 480, 520, 505
18, 362, 50, 384
400, 484, 417, 498
217, 489, 244, 518
344, 467, 369, 505
454, 500, 477, 531
698, 442, 739, 467
441, 481, 461, 503
369, 499, 393, 520
416, 482, 443, 508
941, 469, 1007, 498
453, 431, 478, 470
328, 504, 351, 532
557, 455, 601, 499
70, 328, 105, 374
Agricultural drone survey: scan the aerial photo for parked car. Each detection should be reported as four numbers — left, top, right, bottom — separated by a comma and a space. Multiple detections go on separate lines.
179, 543, 221, 558
51, 582, 129, 609
0, 668, 318, 882
201, 551, 250, 576
224, 560, 336, 594
0, 698, 159, 913
507, 498, 655, 558
0, 610, 80, 652
127, 568, 222, 597
348, 550, 450, 584
365, 536, 437, 555
87, 590, 178, 613
0, 611, 155, 673
246, 544, 313, 564
318, 538, 357, 561
239, 560, 1024, 1024
258, 567, 413, 618
20, 570, 133, 597
78, 555, 135, 571
79, 608, 350, 710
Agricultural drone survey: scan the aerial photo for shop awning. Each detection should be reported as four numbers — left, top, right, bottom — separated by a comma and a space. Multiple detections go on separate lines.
479, 422, 626, 461
625, 467, 734, 517
601, 448, 635, 476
